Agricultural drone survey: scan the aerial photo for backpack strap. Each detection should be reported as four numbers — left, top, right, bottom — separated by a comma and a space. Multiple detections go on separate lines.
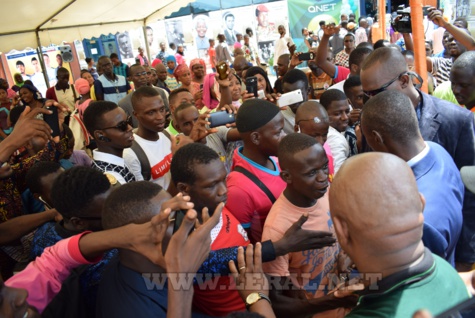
72, 110, 90, 146
130, 140, 151, 181
162, 129, 172, 142
233, 166, 276, 204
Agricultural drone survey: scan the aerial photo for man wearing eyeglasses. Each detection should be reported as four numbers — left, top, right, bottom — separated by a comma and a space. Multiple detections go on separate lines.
360, 47, 475, 272
83, 101, 136, 185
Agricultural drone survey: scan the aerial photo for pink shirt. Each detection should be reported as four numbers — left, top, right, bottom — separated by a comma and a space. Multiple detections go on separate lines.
226, 148, 286, 243
323, 143, 335, 182
6, 233, 100, 313
262, 192, 342, 317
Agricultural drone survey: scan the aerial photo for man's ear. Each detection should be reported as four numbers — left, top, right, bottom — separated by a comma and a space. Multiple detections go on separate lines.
350, 64, 358, 75
332, 215, 350, 248
250, 131, 260, 145
399, 73, 410, 89
372, 130, 384, 146
280, 170, 292, 184
176, 182, 190, 196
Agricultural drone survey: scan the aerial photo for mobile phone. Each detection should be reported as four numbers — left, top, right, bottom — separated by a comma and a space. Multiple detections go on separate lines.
173, 210, 186, 233
435, 297, 475, 317
277, 89, 303, 107
43, 105, 61, 137
257, 90, 266, 99
422, 5, 431, 16
216, 62, 228, 80
208, 111, 235, 128
245, 76, 258, 98
298, 52, 315, 61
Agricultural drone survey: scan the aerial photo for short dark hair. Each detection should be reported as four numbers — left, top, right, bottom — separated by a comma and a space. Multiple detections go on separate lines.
168, 87, 191, 108
282, 69, 309, 86
9, 106, 26, 127
131, 86, 160, 111
356, 42, 373, 50
83, 101, 118, 135
343, 75, 362, 96
56, 67, 69, 76
361, 90, 420, 144
85, 57, 92, 64
452, 51, 475, 75
171, 143, 219, 185
319, 89, 347, 110
348, 47, 373, 69
373, 39, 390, 50
278, 133, 318, 168
102, 181, 163, 230
319, 20, 326, 26
31, 57, 38, 62
16, 61, 25, 66
174, 102, 195, 120
51, 166, 110, 219
110, 53, 119, 60
26, 161, 62, 195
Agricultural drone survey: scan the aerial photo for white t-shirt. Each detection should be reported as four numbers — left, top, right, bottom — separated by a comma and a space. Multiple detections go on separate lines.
123, 133, 172, 189
274, 36, 294, 63
327, 126, 350, 174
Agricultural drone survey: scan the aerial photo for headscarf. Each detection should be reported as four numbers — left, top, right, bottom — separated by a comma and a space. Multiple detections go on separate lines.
202, 73, 220, 110
173, 63, 190, 79
245, 66, 273, 94
13, 73, 24, 87
166, 55, 177, 74
189, 58, 206, 79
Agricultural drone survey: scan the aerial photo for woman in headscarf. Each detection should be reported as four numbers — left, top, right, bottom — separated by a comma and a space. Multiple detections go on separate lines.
201, 73, 220, 111
80, 70, 97, 100
175, 44, 185, 65
189, 58, 206, 109
11, 74, 24, 93
244, 66, 273, 94
165, 56, 180, 90
174, 63, 192, 92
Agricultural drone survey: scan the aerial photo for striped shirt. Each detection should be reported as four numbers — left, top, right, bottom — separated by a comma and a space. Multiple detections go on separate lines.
94, 74, 130, 104
113, 63, 129, 78
431, 57, 453, 86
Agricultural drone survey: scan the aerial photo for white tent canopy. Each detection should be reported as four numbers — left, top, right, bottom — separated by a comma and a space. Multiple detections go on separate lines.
0, 0, 193, 53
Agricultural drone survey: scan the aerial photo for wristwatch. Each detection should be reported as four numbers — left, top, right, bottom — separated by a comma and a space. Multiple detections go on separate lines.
245, 292, 271, 309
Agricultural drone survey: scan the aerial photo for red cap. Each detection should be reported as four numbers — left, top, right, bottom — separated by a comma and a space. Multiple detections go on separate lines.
256, 4, 269, 12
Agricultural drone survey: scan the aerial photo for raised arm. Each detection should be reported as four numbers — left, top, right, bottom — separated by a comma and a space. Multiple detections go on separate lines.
428, 7, 475, 51
316, 26, 340, 78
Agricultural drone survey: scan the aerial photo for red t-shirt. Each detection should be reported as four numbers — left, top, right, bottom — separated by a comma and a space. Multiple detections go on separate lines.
208, 47, 216, 68
192, 207, 249, 316
333, 65, 350, 84
226, 148, 286, 243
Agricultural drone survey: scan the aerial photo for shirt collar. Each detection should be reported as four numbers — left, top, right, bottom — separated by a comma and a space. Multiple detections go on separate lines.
407, 142, 430, 167
93, 150, 125, 167
357, 248, 435, 298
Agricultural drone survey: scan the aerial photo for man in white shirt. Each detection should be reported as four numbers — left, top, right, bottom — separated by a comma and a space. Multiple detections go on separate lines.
274, 25, 295, 64
319, 89, 350, 173
123, 86, 174, 189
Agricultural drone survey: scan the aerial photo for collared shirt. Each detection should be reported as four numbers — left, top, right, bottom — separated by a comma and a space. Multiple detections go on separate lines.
113, 63, 129, 78
91, 150, 135, 184
407, 142, 430, 167
94, 74, 130, 104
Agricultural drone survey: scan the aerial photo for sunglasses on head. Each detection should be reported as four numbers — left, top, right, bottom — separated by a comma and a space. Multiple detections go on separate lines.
101, 116, 133, 132
363, 71, 407, 97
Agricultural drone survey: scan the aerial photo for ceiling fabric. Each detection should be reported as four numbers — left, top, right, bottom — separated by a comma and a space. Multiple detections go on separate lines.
0, 0, 193, 53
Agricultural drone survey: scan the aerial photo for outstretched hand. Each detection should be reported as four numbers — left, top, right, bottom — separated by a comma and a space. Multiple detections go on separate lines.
274, 213, 336, 256
8, 106, 54, 146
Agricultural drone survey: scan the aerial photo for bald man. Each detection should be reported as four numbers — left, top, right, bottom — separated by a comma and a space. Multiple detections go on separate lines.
360, 48, 475, 269
154, 63, 170, 93
232, 55, 250, 79
295, 101, 335, 182
330, 153, 470, 317
361, 90, 463, 265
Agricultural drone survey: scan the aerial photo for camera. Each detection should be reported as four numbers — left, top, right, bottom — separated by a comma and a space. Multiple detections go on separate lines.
392, 5, 432, 33
393, 5, 412, 33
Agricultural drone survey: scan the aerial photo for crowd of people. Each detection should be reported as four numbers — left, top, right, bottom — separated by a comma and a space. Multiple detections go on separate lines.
0, 5, 475, 318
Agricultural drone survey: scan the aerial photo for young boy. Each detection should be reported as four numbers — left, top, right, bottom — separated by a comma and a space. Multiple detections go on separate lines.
262, 133, 348, 317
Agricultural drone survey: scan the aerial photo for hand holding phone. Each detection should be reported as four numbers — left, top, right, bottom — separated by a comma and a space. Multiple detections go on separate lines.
217, 62, 228, 80
277, 89, 303, 107
245, 76, 258, 98
208, 111, 235, 128
43, 104, 61, 137
298, 52, 315, 61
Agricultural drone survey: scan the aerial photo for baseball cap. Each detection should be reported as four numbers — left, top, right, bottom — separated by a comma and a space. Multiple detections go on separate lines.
256, 4, 269, 12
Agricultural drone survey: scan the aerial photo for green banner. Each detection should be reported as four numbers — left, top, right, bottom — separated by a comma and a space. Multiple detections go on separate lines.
287, 0, 360, 52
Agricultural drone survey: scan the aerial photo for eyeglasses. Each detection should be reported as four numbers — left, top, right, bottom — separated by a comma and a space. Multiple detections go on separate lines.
363, 72, 407, 97
133, 72, 147, 77
101, 116, 133, 132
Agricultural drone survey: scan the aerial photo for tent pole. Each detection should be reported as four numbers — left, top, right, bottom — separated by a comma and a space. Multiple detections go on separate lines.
410, 0, 428, 93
